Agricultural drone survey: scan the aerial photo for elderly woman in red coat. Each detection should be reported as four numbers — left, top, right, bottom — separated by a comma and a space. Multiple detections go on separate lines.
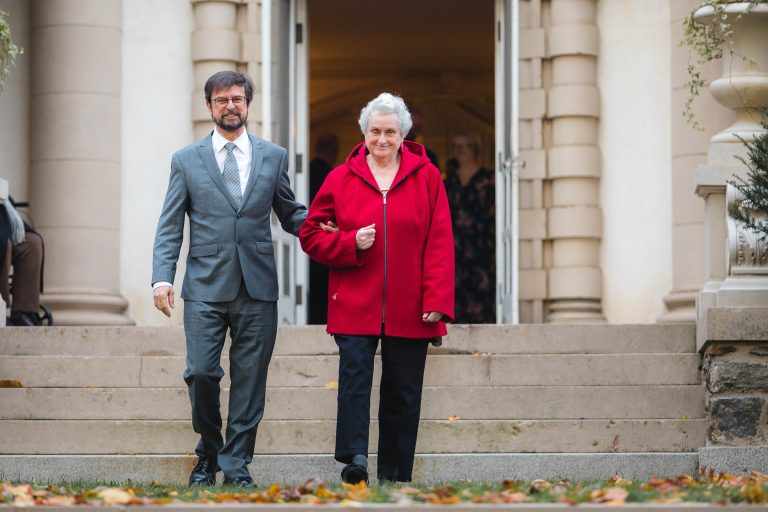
300, 93, 454, 484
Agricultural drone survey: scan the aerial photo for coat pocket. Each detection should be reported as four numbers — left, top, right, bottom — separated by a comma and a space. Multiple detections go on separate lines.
189, 242, 218, 257
255, 241, 275, 254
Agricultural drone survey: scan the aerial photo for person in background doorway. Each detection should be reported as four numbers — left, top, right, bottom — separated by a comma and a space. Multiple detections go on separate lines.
405, 107, 439, 170
300, 93, 454, 484
308, 131, 339, 324
443, 133, 495, 324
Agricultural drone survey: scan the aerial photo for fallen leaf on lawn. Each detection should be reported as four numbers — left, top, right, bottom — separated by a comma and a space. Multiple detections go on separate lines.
610, 476, 633, 486
12, 494, 35, 506
342, 480, 371, 501
0, 379, 22, 388
591, 487, 628, 505
299, 477, 325, 494
448, 415, 461, 421
153, 497, 179, 505
744, 480, 767, 503
502, 491, 526, 503
98, 488, 132, 505
5, 483, 33, 497
41, 496, 77, 506
530, 479, 552, 493
324, 380, 338, 389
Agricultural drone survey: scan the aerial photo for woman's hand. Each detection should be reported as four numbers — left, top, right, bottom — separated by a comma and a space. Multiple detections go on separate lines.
356, 224, 376, 250
422, 311, 443, 323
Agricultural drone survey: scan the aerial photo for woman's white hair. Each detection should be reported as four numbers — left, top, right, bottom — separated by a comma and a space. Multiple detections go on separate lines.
358, 92, 412, 136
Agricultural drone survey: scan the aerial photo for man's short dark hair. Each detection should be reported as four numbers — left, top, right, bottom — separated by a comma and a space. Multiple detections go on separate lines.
204, 71, 255, 105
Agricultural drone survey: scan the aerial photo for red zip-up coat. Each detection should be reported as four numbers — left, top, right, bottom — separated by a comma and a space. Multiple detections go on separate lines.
299, 141, 454, 338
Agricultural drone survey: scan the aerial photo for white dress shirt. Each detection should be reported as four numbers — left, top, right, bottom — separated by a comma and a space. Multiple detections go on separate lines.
211, 128, 252, 195
152, 128, 252, 291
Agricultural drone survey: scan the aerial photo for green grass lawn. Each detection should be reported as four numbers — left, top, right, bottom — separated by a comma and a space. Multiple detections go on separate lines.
3, 471, 768, 506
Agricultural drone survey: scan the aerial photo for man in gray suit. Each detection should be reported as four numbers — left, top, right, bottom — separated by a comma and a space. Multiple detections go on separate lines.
152, 71, 307, 488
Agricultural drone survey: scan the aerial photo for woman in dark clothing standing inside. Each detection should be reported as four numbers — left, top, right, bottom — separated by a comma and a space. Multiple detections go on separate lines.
443, 133, 496, 324
300, 93, 454, 484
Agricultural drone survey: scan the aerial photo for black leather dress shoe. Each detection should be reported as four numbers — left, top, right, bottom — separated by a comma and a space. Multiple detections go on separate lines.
341, 463, 368, 484
188, 457, 218, 486
222, 476, 257, 488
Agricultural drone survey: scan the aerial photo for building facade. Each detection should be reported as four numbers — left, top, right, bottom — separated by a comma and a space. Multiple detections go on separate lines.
0, 0, 736, 326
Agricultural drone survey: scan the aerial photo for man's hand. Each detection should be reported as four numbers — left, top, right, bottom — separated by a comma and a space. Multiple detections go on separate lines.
320, 220, 339, 233
422, 311, 443, 323
356, 224, 376, 250
153, 285, 175, 317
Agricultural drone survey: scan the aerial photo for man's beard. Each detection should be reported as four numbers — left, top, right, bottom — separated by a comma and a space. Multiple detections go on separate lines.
212, 109, 247, 132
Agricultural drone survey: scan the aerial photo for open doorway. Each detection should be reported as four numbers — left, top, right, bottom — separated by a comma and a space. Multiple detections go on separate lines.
304, 0, 497, 324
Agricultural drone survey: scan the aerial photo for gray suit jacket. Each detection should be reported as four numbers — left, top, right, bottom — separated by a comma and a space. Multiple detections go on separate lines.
152, 132, 307, 302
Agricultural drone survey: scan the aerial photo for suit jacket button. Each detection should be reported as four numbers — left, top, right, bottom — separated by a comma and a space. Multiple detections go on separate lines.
237, 240, 241, 244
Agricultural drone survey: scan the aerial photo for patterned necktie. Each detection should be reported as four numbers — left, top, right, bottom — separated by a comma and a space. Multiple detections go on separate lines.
223, 142, 242, 209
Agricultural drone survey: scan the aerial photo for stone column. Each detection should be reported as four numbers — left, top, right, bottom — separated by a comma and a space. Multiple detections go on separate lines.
190, 0, 264, 139
190, 0, 246, 140
518, 0, 547, 323
545, 0, 604, 322
658, 0, 734, 324
28, 0, 131, 325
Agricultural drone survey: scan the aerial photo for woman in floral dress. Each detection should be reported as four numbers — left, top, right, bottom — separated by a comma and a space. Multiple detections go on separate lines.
443, 133, 495, 324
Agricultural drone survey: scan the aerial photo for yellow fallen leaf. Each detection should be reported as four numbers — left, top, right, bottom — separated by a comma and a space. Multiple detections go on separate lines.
98, 488, 132, 505
0, 379, 22, 388
447, 415, 461, 421
324, 380, 338, 389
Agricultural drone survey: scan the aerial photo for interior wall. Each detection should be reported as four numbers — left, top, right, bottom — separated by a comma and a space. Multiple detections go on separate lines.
307, 0, 495, 170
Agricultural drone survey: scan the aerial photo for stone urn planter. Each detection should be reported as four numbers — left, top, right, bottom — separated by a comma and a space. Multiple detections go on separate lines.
693, 2, 768, 161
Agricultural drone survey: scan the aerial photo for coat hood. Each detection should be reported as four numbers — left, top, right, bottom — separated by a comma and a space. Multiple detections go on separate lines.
345, 140, 432, 188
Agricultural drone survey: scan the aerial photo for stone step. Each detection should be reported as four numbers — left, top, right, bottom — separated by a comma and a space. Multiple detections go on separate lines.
0, 419, 705, 455
0, 385, 705, 420
0, 353, 702, 388
0, 324, 696, 356
0, 453, 701, 484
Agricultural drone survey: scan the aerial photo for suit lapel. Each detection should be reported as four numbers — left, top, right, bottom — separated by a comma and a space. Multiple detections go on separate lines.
197, 132, 240, 212
240, 134, 265, 208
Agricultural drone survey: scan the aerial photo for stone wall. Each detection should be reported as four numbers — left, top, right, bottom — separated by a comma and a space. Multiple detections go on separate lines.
703, 308, 768, 445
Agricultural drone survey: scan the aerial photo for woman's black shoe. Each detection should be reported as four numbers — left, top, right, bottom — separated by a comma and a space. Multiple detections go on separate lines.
341, 462, 368, 484
188, 457, 218, 486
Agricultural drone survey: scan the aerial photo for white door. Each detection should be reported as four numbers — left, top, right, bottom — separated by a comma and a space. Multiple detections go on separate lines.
269, 0, 308, 325
494, 0, 520, 324
283, 0, 309, 324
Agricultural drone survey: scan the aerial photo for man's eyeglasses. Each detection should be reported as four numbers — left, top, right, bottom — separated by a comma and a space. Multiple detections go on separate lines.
212, 96, 246, 107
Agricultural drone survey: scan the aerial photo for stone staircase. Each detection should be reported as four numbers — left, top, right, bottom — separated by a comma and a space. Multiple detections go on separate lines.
0, 324, 704, 483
